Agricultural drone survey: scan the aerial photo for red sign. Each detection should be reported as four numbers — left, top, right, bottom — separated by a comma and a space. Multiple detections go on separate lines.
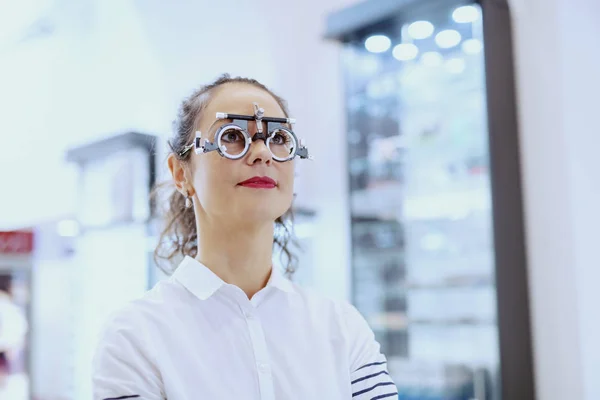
0, 231, 34, 254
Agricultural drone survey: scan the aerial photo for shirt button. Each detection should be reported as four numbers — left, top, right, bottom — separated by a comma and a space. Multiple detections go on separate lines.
257, 362, 270, 374
244, 311, 254, 320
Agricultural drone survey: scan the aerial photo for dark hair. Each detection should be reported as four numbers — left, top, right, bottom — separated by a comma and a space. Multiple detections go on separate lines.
0, 275, 12, 295
153, 74, 298, 277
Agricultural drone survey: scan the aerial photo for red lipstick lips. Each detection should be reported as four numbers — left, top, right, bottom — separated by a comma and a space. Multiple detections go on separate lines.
238, 176, 277, 189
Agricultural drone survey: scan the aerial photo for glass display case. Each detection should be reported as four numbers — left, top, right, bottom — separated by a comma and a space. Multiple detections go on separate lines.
326, 0, 533, 398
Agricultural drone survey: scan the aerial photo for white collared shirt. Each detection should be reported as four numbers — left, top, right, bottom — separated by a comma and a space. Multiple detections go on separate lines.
92, 256, 398, 400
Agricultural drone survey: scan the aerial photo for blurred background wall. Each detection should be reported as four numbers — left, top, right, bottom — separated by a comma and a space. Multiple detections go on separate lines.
0, 0, 598, 399
510, 0, 600, 398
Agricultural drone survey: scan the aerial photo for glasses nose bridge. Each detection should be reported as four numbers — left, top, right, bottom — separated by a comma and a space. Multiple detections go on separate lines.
246, 116, 271, 153
250, 130, 269, 143
238, 119, 269, 158
246, 118, 269, 139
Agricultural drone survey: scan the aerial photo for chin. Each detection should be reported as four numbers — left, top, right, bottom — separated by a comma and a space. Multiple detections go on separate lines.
245, 205, 289, 224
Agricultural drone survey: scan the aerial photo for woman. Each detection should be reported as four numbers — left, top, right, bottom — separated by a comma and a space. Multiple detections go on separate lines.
92, 74, 398, 400
0, 275, 28, 391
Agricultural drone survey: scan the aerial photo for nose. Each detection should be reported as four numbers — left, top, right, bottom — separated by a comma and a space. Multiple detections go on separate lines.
246, 121, 272, 165
247, 140, 272, 165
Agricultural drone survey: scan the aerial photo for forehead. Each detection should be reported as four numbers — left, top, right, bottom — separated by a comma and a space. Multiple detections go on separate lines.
204, 83, 286, 120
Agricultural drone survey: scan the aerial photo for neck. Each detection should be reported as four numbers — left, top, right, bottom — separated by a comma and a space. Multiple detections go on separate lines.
195, 215, 274, 299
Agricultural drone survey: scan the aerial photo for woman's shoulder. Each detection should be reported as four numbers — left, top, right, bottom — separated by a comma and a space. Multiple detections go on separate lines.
92, 283, 176, 399
291, 284, 363, 327
99, 277, 184, 336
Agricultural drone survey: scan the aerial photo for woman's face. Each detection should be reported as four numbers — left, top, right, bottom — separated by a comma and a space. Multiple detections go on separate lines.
186, 83, 295, 227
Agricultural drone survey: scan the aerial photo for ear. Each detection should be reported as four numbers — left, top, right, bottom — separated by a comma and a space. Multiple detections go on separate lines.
167, 154, 195, 196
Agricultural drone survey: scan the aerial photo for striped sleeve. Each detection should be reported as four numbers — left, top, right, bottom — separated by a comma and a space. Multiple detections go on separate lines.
342, 302, 398, 400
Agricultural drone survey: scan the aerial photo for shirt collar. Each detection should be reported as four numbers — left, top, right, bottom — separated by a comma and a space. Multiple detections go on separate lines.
266, 263, 296, 294
173, 256, 295, 301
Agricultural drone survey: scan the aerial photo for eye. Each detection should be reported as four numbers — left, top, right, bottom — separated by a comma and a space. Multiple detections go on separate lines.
221, 129, 244, 143
271, 132, 290, 145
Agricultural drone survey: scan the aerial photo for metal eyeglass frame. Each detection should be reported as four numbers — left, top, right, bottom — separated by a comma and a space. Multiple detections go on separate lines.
178, 103, 312, 162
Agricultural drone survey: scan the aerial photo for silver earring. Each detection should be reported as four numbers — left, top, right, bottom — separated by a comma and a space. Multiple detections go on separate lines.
184, 191, 192, 209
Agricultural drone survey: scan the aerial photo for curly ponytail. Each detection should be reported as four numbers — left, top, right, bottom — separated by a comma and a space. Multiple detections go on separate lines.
153, 74, 298, 277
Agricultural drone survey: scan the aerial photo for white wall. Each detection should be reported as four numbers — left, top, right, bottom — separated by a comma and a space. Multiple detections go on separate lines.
510, 0, 600, 398
559, 2, 600, 399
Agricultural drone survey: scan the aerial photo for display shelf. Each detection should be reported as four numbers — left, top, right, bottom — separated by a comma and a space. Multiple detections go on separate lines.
369, 314, 496, 329
405, 274, 494, 290
408, 318, 496, 326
